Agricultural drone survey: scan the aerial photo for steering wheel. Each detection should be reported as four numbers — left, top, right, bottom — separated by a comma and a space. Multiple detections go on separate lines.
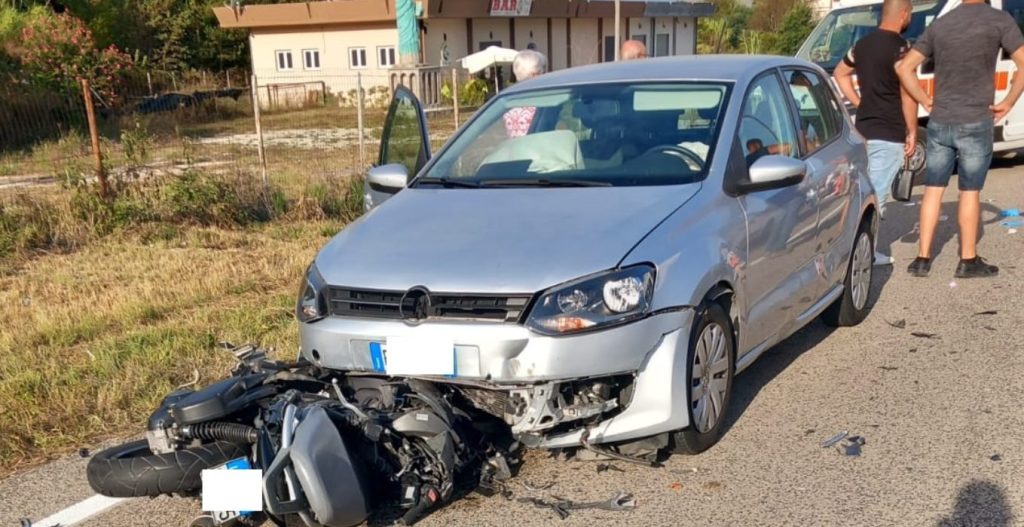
640, 144, 705, 172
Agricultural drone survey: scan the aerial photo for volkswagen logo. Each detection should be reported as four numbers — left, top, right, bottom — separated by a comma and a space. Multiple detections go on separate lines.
399, 286, 432, 325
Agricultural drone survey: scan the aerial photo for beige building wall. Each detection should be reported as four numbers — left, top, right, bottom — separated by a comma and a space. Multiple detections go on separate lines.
513, 18, 547, 54
424, 18, 469, 66
674, 16, 696, 56
250, 24, 399, 107
549, 18, 568, 70
571, 18, 600, 66
470, 17, 512, 50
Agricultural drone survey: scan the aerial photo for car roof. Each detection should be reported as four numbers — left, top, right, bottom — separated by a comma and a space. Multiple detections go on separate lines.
505, 55, 820, 93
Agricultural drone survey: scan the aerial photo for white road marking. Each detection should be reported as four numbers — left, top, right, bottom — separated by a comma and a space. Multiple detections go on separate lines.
32, 494, 129, 526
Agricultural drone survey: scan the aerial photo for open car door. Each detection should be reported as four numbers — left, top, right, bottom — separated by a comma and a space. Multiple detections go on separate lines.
363, 85, 432, 211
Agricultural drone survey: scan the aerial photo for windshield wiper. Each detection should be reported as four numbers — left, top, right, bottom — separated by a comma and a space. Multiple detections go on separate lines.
480, 178, 612, 188
414, 177, 481, 188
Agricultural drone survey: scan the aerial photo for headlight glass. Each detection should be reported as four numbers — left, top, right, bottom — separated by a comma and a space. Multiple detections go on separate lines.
526, 265, 655, 335
296, 263, 328, 323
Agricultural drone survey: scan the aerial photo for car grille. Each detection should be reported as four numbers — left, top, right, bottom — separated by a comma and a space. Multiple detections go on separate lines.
327, 287, 533, 323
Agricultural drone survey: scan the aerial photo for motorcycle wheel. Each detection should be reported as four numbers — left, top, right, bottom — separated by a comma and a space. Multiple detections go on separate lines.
87, 439, 248, 498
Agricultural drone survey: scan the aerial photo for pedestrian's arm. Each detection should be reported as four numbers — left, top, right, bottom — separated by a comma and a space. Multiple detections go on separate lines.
895, 50, 932, 111
901, 86, 918, 157
833, 59, 860, 107
991, 47, 1024, 121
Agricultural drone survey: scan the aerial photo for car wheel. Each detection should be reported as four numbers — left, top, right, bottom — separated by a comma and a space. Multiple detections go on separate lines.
671, 302, 735, 455
910, 126, 927, 186
822, 219, 874, 327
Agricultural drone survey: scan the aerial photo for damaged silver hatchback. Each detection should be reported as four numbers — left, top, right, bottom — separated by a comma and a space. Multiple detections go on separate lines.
310, 55, 877, 455
87, 56, 878, 527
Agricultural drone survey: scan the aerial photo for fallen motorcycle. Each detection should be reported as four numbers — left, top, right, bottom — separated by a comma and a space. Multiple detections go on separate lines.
87, 344, 519, 527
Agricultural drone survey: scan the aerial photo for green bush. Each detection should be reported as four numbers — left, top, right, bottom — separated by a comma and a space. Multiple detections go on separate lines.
460, 78, 489, 107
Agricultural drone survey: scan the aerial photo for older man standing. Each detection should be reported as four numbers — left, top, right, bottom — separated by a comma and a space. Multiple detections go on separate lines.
503, 49, 547, 137
896, 0, 1024, 278
620, 40, 648, 60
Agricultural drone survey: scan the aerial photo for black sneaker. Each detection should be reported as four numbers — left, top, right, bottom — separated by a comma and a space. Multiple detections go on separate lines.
907, 257, 931, 277
954, 256, 998, 278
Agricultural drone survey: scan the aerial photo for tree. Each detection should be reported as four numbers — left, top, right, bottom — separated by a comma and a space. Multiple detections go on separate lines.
773, 2, 814, 56
19, 12, 132, 101
750, 0, 801, 33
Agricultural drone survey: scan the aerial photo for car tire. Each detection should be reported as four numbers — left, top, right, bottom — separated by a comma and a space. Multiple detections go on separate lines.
910, 126, 927, 186
822, 219, 874, 327
671, 302, 735, 455
87, 439, 248, 498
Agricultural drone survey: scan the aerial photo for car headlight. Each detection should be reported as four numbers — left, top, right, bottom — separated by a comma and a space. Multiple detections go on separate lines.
296, 263, 328, 323
526, 265, 655, 335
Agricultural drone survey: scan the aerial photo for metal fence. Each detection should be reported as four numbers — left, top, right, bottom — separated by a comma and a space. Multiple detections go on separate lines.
0, 68, 483, 192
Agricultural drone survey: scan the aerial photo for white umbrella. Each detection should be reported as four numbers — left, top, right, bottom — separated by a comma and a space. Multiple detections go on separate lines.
459, 46, 519, 74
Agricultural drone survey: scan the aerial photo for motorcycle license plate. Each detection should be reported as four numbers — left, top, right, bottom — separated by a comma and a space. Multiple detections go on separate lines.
211, 457, 255, 525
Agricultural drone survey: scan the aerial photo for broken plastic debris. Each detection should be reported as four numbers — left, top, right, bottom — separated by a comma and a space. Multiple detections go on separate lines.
1009, 229, 1018, 234
879, 366, 898, 371
837, 435, 866, 456
670, 482, 683, 491
973, 310, 998, 316
886, 319, 907, 329
596, 463, 625, 474
821, 431, 848, 448
910, 332, 940, 339
991, 454, 1002, 462
949, 281, 957, 289
984, 326, 997, 331
1001, 220, 1024, 228
1001, 208, 1021, 217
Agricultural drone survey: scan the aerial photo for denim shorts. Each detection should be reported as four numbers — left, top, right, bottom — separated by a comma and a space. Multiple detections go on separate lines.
924, 120, 994, 191
866, 140, 905, 213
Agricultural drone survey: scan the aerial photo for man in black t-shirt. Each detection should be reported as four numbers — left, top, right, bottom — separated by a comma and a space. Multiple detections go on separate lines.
834, 0, 917, 266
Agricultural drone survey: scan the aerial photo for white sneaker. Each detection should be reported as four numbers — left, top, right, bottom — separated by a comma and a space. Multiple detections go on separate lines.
874, 252, 895, 266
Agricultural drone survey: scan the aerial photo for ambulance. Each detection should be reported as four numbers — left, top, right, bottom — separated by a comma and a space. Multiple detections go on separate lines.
796, 0, 1024, 175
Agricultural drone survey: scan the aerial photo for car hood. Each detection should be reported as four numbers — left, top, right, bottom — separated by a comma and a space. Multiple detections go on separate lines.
315, 185, 700, 293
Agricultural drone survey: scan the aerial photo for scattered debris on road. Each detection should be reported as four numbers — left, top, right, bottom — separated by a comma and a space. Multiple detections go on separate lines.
670, 482, 683, 491
78, 448, 90, 458
703, 481, 724, 491
518, 491, 636, 520
984, 326, 997, 331
879, 366, 898, 371
973, 310, 998, 316
596, 463, 625, 474
910, 332, 940, 339
1000, 208, 1021, 217
991, 454, 1003, 462
837, 436, 866, 457
821, 431, 848, 448
516, 480, 555, 492
949, 281, 957, 289
908, 348, 918, 353
886, 319, 907, 329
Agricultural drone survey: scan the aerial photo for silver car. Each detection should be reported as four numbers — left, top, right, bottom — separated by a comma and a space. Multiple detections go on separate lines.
299, 56, 877, 456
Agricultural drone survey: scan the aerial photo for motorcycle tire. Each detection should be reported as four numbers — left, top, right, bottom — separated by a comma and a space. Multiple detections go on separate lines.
87, 439, 248, 498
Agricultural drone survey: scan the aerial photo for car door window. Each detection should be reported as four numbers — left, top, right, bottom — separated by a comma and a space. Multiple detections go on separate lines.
782, 69, 840, 155
380, 88, 427, 177
738, 72, 800, 167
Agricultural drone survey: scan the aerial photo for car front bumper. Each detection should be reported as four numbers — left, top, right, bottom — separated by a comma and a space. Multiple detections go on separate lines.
299, 309, 695, 447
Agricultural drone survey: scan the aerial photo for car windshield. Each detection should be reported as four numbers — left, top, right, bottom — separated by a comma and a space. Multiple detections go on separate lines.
415, 82, 730, 188
796, 0, 944, 72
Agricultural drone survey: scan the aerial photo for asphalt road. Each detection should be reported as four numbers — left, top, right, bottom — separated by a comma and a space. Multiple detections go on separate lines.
4, 160, 1024, 527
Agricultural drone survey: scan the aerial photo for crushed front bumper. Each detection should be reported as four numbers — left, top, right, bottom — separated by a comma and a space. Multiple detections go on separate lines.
299, 309, 694, 447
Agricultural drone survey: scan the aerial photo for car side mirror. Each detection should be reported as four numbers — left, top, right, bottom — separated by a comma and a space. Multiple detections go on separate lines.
366, 163, 409, 195
737, 155, 806, 193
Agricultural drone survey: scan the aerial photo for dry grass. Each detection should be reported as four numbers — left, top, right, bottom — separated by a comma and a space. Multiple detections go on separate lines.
0, 219, 339, 474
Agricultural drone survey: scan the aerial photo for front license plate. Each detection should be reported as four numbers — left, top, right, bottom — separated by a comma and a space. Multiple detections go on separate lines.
372, 336, 456, 376
207, 457, 257, 525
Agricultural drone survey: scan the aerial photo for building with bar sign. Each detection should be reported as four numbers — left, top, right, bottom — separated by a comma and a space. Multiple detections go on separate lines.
213, 0, 714, 109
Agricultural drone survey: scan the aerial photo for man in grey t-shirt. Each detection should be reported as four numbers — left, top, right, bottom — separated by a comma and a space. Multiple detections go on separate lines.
896, 0, 1024, 279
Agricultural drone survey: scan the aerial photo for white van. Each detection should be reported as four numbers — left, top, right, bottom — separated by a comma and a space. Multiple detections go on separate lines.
797, 0, 1024, 173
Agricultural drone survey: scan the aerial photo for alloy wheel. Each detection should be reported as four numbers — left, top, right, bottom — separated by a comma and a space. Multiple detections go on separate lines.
691, 322, 730, 433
